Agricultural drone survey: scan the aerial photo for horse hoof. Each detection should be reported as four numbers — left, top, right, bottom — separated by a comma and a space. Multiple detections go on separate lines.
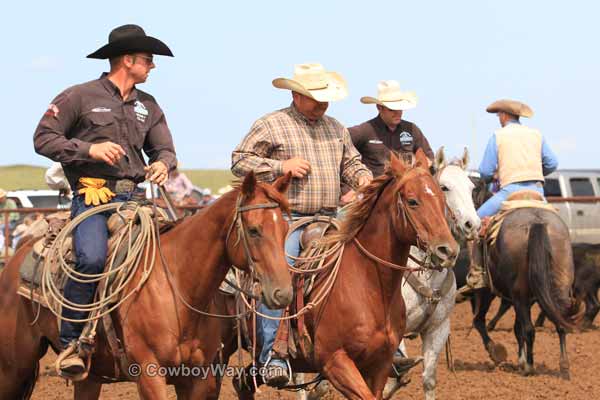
383, 376, 410, 400
307, 380, 330, 400
486, 341, 507, 364
522, 363, 535, 376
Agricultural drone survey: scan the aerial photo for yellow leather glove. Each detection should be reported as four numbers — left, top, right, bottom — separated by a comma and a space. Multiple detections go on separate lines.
78, 177, 116, 206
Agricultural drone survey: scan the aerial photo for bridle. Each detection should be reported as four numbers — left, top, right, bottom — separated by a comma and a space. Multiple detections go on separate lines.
433, 165, 460, 238
226, 194, 280, 274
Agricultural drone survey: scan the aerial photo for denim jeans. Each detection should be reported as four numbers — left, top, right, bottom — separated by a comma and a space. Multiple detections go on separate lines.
256, 214, 305, 367
477, 181, 545, 218
60, 191, 140, 347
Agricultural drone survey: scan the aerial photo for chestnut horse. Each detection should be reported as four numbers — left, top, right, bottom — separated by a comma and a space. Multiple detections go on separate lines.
469, 179, 582, 379
0, 172, 293, 399
223, 150, 459, 400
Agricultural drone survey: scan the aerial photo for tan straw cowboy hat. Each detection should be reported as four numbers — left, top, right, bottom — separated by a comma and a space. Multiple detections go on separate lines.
0, 189, 6, 199
272, 63, 348, 102
486, 99, 533, 118
360, 80, 418, 111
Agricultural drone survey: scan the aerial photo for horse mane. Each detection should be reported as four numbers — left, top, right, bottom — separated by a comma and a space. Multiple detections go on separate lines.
324, 171, 395, 245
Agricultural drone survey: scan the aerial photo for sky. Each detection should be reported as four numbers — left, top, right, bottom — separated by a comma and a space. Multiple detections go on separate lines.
2, 0, 599, 170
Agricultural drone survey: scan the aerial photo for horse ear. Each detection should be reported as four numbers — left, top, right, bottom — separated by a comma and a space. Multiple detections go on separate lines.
415, 148, 429, 169
390, 151, 407, 176
434, 146, 446, 172
241, 171, 256, 196
461, 147, 470, 170
273, 172, 292, 194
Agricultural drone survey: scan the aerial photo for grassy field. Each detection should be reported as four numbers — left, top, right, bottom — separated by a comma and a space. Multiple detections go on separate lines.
0, 165, 235, 193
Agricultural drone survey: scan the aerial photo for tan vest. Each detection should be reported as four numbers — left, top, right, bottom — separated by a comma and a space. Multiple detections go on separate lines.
495, 123, 544, 188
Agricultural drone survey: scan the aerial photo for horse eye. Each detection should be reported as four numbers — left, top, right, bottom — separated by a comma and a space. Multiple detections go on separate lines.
440, 185, 450, 192
407, 199, 419, 207
247, 227, 261, 238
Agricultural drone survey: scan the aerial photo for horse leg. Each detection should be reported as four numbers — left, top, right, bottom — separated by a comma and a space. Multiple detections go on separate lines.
473, 290, 507, 364
323, 350, 377, 400
557, 326, 571, 380
513, 317, 526, 369
420, 319, 451, 400
74, 381, 102, 400
534, 307, 546, 328
513, 300, 535, 375
583, 292, 600, 329
487, 298, 511, 331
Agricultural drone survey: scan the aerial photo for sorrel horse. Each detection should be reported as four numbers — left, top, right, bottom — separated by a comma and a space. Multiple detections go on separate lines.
379, 147, 480, 400
470, 179, 582, 379
0, 172, 293, 399
226, 150, 459, 400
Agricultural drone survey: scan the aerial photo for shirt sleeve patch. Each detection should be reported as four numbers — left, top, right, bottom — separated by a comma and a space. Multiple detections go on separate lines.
44, 104, 60, 118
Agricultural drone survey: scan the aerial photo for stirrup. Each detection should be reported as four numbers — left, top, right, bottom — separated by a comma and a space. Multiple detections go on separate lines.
55, 341, 90, 382
263, 354, 292, 387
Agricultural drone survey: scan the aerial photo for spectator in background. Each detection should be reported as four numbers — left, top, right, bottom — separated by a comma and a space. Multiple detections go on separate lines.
200, 188, 214, 206
45, 162, 72, 208
165, 167, 194, 202
0, 188, 20, 251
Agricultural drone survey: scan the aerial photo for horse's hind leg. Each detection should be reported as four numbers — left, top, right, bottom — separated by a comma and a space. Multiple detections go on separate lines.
487, 298, 511, 331
74, 381, 102, 399
583, 292, 600, 329
473, 290, 507, 364
513, 300, 535, 375
323, 350, 377, 400
557, 326, 570, 380
0, 362, 38, 400
420, 319, 451, 400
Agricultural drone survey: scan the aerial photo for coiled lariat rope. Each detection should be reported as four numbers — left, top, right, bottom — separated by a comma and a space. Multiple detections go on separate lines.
41, 202, 157, 337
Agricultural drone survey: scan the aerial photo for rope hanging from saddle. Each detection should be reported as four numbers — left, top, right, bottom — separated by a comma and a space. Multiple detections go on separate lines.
40, 202, 158, 337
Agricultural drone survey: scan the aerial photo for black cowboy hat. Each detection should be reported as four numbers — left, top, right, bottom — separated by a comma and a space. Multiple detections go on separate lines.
87, 24, 173, 59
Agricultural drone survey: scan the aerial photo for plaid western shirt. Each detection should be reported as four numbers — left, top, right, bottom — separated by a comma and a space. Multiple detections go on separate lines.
231, 104, 372, 214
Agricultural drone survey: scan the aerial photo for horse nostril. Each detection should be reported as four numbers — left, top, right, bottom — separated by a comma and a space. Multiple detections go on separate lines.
436, 245, 452, 260
273, 287, 293, 307
465, 220, 473, 230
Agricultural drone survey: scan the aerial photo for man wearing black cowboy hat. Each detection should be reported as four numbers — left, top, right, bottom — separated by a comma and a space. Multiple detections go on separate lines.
33, 24, 177, 378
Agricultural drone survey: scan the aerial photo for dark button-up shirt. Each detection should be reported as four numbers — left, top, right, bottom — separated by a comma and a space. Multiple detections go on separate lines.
33, 74, 177, 190
348, 116, 433, 177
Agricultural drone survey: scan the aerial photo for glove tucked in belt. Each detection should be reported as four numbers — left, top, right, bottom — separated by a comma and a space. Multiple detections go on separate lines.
78, 177, 116, 206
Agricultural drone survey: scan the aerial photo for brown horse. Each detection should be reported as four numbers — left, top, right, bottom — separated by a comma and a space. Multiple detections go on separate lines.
221, 150, 459, 400
470, 179, 582, 379
0, 171, 293, 399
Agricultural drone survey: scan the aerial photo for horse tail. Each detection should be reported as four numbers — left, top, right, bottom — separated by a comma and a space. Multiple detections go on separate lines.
528, 223, 582, 330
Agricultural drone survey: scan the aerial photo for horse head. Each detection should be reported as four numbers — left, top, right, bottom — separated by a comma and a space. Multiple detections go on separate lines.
226, 171, 293, 309
388, 149, 459, 267
434, 146, 481, 240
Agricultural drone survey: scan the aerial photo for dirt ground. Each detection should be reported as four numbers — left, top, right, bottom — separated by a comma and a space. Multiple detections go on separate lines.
31, 300, 600, 399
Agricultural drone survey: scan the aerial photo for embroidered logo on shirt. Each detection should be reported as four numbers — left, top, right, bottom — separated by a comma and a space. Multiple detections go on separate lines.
91, 107, 112, 113
368, 139, 384, 144
44, 104, 59, 118
134, 101, 149, 123
399, 131, 413, 147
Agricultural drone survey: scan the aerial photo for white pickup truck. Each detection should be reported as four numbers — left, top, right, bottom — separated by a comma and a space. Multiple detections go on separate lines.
544, 169, 600, 244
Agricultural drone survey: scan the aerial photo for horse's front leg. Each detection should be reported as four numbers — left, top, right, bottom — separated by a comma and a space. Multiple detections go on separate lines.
420, 318, 451, 400
322, 350, 377, 400
130, 358, 169, 399
74, 380, 102, 399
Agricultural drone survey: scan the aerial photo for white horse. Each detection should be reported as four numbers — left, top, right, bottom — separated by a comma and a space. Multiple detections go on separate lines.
300, 147, 480, 400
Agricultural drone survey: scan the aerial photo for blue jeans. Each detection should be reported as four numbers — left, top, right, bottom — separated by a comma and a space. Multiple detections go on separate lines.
477, 181, 544, 218
60, 191, 139, 347
256, 215, 304, 367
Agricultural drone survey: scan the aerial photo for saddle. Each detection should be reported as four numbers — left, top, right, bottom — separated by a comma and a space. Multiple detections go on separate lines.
485, 190, 556, 247
272, 218, 340, 362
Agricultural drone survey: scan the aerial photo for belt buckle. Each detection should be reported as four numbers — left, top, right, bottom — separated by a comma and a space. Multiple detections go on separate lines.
115, 180, 135, 193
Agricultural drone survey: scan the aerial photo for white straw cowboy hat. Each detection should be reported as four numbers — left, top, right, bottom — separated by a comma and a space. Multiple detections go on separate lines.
272, 63, 348, 102
486, 99, 534, 118
360, 80, 418, 111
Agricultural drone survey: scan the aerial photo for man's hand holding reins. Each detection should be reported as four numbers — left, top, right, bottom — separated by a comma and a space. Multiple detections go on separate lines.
89, 141, 126, 166
145, 161, 169, 185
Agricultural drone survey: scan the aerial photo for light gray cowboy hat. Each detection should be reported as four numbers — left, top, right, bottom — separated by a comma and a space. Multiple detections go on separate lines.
272, 63, 348, 102
361, 80, 418, 111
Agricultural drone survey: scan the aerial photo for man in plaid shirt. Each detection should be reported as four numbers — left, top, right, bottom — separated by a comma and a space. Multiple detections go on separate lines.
231, 63, 372, 386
